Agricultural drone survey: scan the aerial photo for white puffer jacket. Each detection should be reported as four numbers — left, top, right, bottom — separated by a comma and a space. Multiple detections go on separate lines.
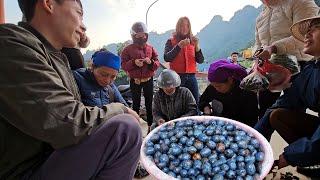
255, 0, 319, 61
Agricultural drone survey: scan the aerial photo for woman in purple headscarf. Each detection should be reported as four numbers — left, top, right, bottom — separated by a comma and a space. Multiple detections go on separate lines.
199, 60, 259, 127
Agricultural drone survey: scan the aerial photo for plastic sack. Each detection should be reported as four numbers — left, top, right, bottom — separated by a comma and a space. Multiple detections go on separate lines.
257, 59, 292, 92
269, 54, 300, 75
240, 60, 270, 92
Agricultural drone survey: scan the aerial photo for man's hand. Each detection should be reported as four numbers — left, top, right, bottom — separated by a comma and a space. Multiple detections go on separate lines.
178, 38, 191, 48
144, 57, 152, 64
203, 106, 212, 115
126, 107, 140, 123
134, 59, 144, 67
254, 45, 277, 60
158, 119, 165, 125
277, 154, 289, 169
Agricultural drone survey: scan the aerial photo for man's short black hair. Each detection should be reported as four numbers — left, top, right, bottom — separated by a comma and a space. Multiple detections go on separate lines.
18, 0, 81, 22
18, 0, 38, 22
231, 52, 239, 56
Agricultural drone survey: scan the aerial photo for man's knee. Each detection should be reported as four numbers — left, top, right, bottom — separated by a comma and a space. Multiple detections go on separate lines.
269, 108, 288, 129
108, 114, 142, 136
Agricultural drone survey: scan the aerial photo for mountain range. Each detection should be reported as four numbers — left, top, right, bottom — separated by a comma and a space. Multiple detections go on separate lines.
83, 5, 262, 70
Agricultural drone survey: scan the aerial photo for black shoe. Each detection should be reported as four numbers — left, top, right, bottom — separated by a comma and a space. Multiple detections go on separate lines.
297, 165, 320, 177
134, 163, 149, 179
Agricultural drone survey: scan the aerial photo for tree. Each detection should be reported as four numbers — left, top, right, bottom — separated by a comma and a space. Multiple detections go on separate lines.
114, 41, 131, 85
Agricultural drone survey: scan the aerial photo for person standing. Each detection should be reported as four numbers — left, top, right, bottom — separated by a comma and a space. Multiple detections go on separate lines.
230, 51, 239, 64
253, 0, 319, 117
121, 22, 160, 132
164, 16, 204, 104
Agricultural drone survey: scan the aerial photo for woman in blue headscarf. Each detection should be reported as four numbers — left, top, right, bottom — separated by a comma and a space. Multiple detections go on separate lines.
199, 59, 259, 127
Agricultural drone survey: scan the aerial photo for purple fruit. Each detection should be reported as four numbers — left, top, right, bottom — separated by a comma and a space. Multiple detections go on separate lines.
150, 134, 160, 143
225, 149, 234, 158
180, 169, 188, 177
207, 140, 217, 149
216, 143, 226, 153
180, 153, 191, 161
192, 153, 202, 160
226, 170, 236, 179
200, 148, 211, 158
167, 171, 177, 177
145, 147, 155, 155
188, 168, 196, 176
171, 146, 182, 156
179, 136, 188, 144
255, 152, 264, 161
198, 133, 209, 142
220, 164, 230, 171
236, 168, 246, 177
193, 129, 202, 138
238, 140, 248, 149
236, 156, 245, 162
194, 140, 204, 150
226, 124, 235, 131
213, 174, 224, 180
201, 162, 212, 175
246, 163, 256, 175
182, 160, 193, 169
193, 160, 202, 169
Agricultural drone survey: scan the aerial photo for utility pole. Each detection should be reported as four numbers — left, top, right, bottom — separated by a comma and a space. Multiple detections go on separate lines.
145, 0, 159, 26
0, 0, 4, 24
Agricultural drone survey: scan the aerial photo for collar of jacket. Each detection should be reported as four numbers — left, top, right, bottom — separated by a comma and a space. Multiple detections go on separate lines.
160, 87, 180, 98
132, 42, 149, 50
84, 68, 106, 88
18, 22, 60, 53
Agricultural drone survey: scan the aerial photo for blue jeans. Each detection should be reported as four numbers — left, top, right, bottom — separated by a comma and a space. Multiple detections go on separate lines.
179, 73, 199, 104
23, 114, 142, 180
254, 109, 274, 141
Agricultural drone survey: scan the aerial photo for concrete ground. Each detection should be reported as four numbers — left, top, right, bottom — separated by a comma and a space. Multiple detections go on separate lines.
135, 119, 314, 180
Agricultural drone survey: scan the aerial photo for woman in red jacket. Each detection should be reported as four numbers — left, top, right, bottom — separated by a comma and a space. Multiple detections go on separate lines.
164, 16, 204, 104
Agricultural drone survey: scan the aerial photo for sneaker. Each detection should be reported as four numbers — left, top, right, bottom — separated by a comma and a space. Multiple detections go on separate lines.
134, 162, 149, 179
297, 165, 320, 177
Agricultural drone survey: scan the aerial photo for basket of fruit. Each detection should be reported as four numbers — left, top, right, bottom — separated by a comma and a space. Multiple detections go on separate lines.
140, 116, 273, 180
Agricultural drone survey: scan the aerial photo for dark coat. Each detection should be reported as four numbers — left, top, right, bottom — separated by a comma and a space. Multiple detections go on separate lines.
199, 83, 258, 127
152, 87, 198, 124
73, 68, 128, 107
260, 60, 320, 166
0, 23, 127, 179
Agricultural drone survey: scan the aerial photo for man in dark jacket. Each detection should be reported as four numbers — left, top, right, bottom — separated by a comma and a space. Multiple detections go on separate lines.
0, 0, 141, 179
152, 69, 198, 127
255, 13, 320, 171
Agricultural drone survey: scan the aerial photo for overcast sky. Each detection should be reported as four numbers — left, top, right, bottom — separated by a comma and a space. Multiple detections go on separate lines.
5, 0, 262, 52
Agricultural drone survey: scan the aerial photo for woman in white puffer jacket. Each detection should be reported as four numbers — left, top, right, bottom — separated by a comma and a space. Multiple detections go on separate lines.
255, 0, 318, 63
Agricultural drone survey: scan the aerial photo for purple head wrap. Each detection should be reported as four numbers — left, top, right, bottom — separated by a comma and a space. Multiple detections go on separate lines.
208, 59, 247, 83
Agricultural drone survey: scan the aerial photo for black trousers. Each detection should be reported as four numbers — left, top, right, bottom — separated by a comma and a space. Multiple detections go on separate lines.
130, 78, 153, 126
258, 90, 281, 118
